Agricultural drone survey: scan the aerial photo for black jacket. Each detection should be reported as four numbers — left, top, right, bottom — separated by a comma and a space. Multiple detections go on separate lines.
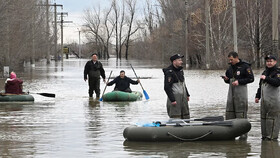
224, 60, 254, 85
84, 60, 105, 79
255, 66, 280, 99
163, 64, 190, 102
107, 76, 138, 91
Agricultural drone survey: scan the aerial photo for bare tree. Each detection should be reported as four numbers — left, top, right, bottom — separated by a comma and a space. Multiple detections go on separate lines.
124, 0, 141, 60
0, 0, 53, 72
238, 0, 272, 68
84, 5, 111, 59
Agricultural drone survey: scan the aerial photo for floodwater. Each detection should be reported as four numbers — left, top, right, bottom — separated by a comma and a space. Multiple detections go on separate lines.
0, 58, 279, 157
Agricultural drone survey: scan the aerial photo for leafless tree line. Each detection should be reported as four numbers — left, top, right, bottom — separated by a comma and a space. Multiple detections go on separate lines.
0, 0, 54, 73
83, 0, 142, 60
128, 0, 275, 69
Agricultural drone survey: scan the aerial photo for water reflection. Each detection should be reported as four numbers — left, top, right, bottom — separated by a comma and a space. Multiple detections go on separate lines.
0, 59, 271, 157
0, 102, 55, 157
123, 140, 251, 158
261, 140, 280, 158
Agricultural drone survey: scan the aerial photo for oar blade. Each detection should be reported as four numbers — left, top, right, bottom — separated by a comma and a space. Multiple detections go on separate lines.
194, 116, 224, 122
99, 97, 103, 101
37, 93, 55, 98
143, 90, 149, 100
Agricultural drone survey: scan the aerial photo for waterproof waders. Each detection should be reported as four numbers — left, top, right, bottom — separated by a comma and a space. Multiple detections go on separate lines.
166, 81, 189, 119
88, 70, 101, 98
261, 83, 280, 140
226, 78, 248, 119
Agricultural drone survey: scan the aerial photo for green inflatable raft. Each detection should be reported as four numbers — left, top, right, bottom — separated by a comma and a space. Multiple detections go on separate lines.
123, 119, 251, 141
0, 94, 34, 102
102, 91, 142, 101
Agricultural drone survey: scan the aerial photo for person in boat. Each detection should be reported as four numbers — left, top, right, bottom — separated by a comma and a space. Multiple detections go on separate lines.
163, 54, 190, 119
255, 55, 280, 140
222, 52, 254, 120
84, 53, 106, 99
107, 70, 139, 93
5, 71, 23, 94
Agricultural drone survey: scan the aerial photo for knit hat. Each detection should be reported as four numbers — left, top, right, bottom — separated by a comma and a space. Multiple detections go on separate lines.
10, 72, 16, 79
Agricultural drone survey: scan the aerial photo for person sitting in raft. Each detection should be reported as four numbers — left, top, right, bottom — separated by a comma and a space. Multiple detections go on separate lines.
5, 72, 23, 94
107, 70, 140, 93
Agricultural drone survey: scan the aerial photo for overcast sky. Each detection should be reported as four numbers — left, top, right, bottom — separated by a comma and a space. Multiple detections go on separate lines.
53, 0, 111, 44
52, 0, 154, 44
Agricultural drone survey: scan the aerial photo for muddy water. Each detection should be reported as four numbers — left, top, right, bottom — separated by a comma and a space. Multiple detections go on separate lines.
0, 59, 278, 157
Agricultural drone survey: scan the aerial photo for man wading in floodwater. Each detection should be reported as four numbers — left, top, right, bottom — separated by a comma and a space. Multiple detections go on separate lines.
84, 53, 106, 99
163, 54, 190, 119
222, 52, 254, 139
255, 55, 280, 140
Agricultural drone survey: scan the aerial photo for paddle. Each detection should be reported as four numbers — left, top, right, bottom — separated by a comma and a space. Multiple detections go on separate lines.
99, 71, 113, 101
130, 64, 150, 100
142, 120, 233, 127
167, 116, 224, 123
28, 92, 55, 98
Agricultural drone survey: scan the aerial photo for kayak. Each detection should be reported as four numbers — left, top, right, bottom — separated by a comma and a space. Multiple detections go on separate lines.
123, 119, 251, 141
102, 91, 142, 102
0, 94, 34, 102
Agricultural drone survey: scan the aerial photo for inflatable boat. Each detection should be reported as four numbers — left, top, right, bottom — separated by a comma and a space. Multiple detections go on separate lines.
0, 93, 34, 102
102, 91, 142, 101
123, 119, 251, 141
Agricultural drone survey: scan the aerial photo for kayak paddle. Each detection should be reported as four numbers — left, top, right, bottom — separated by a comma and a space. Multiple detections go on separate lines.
28, 92, 55, 98
99, 71, 113, 101
34, 93, 55, 98
130, 64, 149, 100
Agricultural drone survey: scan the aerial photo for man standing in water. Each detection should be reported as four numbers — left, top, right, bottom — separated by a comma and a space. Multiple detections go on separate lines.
255, 55, 280, 140
163, 54, 190, 119
222, 52, 254, 120
84, 53, 106, 99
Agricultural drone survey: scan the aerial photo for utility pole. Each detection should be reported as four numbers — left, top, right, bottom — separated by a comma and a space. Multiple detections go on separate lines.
205, 0, 210, 69
272, 0, 279, 59
46, 0, 50, 64
232, 0, 238, 53
184, 0, 189, 69
78, 28, 81, 58
31, 10, 36, 68
37, 2, 63, 62
59, 12, 67, 61
54, 3, 61, 61
58, 12, 72, 60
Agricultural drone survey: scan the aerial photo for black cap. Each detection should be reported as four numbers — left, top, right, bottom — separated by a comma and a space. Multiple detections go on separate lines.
91, 53, 97, 56
170, 54, 184, 62
265, 55, 276, 60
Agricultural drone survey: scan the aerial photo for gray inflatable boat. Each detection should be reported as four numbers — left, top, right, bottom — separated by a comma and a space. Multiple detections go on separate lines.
123, 119, 251, 141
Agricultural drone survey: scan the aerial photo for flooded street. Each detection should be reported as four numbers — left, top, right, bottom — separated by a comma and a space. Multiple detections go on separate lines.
0, 59, 279, 157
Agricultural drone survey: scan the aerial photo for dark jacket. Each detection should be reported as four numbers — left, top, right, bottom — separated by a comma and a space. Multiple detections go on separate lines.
5, 78, 23, 94
163, 64, 190, 102
84, 60, 105, 79
107, 76, 138, 91
255, 66, 280, 99
224, 60, 254, 85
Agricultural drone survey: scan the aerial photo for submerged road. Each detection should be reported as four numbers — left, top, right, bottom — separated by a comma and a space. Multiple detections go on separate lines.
0, 58, 278, 157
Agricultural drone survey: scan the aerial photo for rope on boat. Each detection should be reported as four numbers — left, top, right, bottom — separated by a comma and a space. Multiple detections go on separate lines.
167, 130, 213, 141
